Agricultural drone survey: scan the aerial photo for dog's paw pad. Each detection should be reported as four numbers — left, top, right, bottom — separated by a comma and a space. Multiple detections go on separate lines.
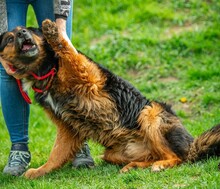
42, 19, 58, 41
151, 164, 164, 172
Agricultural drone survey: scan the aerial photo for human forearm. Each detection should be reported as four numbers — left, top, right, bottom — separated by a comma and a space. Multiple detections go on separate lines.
55, 18, 77, 53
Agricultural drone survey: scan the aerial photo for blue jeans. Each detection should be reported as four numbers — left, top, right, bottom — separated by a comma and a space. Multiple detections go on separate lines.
0, 0, 73, 144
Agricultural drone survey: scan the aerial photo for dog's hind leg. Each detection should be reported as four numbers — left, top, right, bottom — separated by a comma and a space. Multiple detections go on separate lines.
101, 148, 129, 165
136, 102, 183, 172
151, 158, 182, 172
120, 161, 154, 173
120, 157, 182, 173
24, 125, 77, 179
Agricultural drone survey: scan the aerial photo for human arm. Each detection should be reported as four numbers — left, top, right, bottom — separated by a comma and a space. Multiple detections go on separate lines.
54, 0, 77, 53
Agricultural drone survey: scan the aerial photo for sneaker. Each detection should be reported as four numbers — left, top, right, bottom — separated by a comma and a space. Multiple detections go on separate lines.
3, 143, 31, 176
72, 143, 95, 168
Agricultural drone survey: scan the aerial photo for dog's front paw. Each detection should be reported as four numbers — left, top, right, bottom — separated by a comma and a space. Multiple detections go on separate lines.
42, 19, 59, 42
120, 163, 135, 173
151, 164, 165, 172
24, 168, 46, 179
120, 166, 130, 173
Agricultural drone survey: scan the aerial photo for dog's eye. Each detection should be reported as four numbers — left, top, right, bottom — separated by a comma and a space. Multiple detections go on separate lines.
7, 37, 14, 43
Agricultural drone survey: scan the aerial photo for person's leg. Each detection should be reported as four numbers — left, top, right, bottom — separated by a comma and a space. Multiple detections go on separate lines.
1, 0, 31, 176
32, 0, 94, 168
31, 0, 54, 26
66, 2, 73, 39
32, 0, 72, 36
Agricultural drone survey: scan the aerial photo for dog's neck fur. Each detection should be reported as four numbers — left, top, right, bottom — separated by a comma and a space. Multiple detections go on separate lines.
22, 46, 59, 94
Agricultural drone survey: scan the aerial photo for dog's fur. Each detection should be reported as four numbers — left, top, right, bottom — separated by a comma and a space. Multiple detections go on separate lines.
0, 19, 220, 179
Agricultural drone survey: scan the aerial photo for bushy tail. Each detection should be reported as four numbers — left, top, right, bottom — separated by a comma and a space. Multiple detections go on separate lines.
187, 124, 220, 162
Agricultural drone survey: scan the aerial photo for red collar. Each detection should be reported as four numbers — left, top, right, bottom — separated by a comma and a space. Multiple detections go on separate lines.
16, 67, 57, 104
31, 67, 56, 93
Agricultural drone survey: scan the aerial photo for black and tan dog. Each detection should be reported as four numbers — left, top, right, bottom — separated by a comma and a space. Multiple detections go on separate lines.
0, 19, 220, 179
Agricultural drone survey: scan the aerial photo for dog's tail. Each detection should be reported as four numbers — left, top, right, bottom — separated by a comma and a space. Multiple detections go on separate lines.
186, 124, 220, 162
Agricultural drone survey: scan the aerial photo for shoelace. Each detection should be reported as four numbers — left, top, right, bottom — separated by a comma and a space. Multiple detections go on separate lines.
8, 151, 30, 167
75, 144, 90, 158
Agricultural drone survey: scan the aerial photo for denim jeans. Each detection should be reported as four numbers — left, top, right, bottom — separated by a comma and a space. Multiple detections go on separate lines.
0, 0, 73, 143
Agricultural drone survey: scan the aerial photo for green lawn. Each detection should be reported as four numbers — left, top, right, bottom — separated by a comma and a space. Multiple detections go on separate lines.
0, 0, 220, 188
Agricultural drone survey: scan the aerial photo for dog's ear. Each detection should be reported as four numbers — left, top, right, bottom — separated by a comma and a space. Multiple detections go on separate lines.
0, 32, 7, 52
27, 27, 43, 36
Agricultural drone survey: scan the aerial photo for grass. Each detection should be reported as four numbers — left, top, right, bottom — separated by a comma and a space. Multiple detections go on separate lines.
0, 0, 220, 188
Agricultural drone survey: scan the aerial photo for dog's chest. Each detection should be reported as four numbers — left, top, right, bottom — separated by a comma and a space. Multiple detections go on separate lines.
44, 92, 59, 114
39, 91, 84, 122
22, 79, 60, 115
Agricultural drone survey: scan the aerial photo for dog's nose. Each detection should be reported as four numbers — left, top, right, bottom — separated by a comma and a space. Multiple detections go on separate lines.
17, 29, 27, 38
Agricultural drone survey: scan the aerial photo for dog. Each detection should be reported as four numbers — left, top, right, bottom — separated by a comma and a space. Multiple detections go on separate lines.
0, 19, 220, 179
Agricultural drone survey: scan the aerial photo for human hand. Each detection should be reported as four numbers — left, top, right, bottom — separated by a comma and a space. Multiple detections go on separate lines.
0, 57, 23, 79
55, 18, 77, 54
0, 56, 16, 75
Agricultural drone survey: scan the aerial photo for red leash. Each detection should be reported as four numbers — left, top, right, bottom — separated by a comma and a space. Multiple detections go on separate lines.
16, 79, 32, 104
16, 67, 57, 104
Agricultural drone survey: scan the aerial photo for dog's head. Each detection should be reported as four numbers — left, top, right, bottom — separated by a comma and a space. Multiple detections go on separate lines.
0, 26, 52, 76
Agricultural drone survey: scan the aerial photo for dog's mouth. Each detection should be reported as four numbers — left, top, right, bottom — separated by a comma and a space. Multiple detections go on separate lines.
20, 38, 37, 53
17, 37, 39, 60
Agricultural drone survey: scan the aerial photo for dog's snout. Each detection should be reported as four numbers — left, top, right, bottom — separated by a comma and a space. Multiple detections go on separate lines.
17, 29, 27, 38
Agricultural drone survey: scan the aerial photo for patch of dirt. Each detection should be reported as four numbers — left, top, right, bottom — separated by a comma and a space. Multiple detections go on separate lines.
127, 69, 141, 78
173, 102, 192, 115
91, 34, 112, 46
161, 23, 203, 40
159, 76, 179, 83
90, 30, 131, 46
